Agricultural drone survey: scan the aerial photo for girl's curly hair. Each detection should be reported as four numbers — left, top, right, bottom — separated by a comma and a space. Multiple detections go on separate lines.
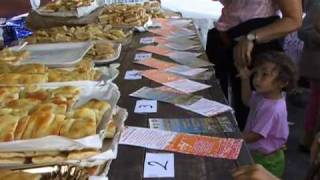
253, 51, 298, 92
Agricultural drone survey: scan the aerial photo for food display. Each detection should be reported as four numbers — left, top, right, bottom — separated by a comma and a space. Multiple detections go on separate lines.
25, 24, 129, 44
0, 49, 30, 65
99, 4, 150, 27
40, 0, 94, 13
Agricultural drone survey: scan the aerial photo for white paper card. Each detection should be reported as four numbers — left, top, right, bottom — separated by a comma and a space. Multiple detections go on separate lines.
134, 53, 152, 61
177, 98, 232, 117
165, 65, 207, 77
140, 37, 155, 44
119, 126, 177, 149
164, 79, 211, 94
134, 100, 157, 113
144, 153, 175, 178
124, 70, 142, 80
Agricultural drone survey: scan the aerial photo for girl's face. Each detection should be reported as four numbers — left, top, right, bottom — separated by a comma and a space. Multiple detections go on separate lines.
253, 61, 284, 95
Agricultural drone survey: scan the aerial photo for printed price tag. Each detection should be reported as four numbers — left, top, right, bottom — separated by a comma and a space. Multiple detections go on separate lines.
134, 100, 157, 113
124, 70, 142, 80
144, 153, 174, 178
140, 37, 155, 44
134, 53, 152, 61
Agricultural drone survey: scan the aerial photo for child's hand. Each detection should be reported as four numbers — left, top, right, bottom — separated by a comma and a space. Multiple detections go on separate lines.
236, 66, 251, 80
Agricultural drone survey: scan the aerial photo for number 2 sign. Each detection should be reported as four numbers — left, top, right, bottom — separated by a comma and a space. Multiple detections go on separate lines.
144, 153, 175, 178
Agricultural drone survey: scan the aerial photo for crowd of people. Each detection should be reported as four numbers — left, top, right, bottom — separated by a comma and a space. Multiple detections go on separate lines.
205, 0, 320, 179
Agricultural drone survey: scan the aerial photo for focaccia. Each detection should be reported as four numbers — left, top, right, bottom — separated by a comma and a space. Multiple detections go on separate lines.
60, 118, 96, 139
22, 111, 65, 139
0, 115, 21, 141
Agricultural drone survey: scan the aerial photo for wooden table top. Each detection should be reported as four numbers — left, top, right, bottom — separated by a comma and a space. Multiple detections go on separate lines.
108, 26, 253, 180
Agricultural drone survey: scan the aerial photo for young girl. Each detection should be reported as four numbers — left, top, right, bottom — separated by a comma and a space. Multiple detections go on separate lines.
237, 51, 297, 177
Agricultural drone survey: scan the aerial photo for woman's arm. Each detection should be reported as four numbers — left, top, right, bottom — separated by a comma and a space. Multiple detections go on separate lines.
242, 132, 263, 143
254, 0, 303, 43
234, 0, 303, 67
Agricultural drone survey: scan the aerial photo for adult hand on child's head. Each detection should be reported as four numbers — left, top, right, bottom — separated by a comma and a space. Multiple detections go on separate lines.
233, 37, 254, 68
236, 66, 251, 80
232, 164, 279, 180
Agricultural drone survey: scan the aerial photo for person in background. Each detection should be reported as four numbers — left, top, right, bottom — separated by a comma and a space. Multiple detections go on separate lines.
0, 0, 51, 18
206, 0, 302, 130
237, 51, 297, 177
298, 0, 320, 152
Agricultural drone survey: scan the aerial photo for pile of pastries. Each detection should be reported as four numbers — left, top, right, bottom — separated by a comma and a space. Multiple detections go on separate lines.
25, 24, 129, 44
0, 49, 30, 65
0, 86, 117, 165
99, 4, 150, 27
0, 59, 103, 84
86, 41, 116, 60
144, 1, 166, 18
40, 0, 94, 12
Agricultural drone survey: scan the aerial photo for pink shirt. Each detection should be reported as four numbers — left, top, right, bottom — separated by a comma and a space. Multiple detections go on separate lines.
244, 92, 289, 154
215, 0, 278, 31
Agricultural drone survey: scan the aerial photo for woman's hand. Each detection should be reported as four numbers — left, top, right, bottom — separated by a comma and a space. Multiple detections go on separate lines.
233, 37, 254, 68
232, 164, 279, 180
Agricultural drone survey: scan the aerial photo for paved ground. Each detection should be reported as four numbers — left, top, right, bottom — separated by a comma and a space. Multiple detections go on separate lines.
285, 89, 311, 180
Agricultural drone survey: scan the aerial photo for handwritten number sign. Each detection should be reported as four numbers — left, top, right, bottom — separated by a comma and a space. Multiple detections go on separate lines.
144, 153, 174, 178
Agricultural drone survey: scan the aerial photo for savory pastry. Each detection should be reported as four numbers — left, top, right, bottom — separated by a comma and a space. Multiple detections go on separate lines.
80, 99, 110, 125
20, 89, 51, 102
41, 0, 94, 12
31, 155, 66, 164
67, 107, 97, 122
0, 48, 30, 65
22, 111, 65, 139
0, 87, 20, 107
105, 119, 116, 138
0, 170, 41, 180
13, 64, 48, 74
6, 98, 41, 113
32, 103, 67, 115
0, 152, 25, 158
67, 150, 99, 160
60, 117, 96, 139
0, 157, 25, 164
86, 42, 115, 60
0, 115, 21, 141
0, 73, 48, 84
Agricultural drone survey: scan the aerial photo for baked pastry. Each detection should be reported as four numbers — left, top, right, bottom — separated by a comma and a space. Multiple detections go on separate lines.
22, 110, 65, 139
60, 118, 96, 139
6, 98, 41, 113
0, 115, 21, 141
67, 150, 99, 160
0, 87, 20, 107
13, 64, 47, 74
0, 73, 48, 84
105, 120, 117, 138
80, 99, 110, 125
0, 49, 30, 65
31, 155, 66, 164
0, 170, 41, 180
32, 103, 67, 115
0, 157, 25, 164
67, 107, 97, 121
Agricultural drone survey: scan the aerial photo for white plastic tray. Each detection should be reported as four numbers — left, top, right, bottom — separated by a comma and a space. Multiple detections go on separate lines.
11, 42, 93, 68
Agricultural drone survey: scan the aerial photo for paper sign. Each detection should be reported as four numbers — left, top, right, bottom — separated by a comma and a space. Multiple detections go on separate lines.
120, 126, 177, 149
134, 53, 152, 61
169, 51, 202, 58
135, 58, 177, 70
165, 65, 208, 77
164, 43, 199, 51
120, 126, 242, 160
142, 69, 182, 84
177, 98, 232, 117
144, 153, 175, 178
164, 79, 211, 94
140, 37, 155, 44
134, 100, 157, 113
130, 86, 201, 105
138, 45, 173, 57
124, 70, 142, 80
169, 56, 214, 68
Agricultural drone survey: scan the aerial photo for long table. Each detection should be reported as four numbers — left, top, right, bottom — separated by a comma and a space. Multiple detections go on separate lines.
108, 24, 253, 180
